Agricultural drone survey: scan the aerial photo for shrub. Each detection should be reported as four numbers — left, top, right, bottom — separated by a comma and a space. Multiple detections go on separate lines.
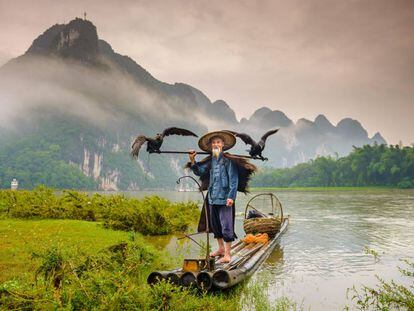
347, 259, 414, 310
0, 187, 200, 235
102, 196, 199, 235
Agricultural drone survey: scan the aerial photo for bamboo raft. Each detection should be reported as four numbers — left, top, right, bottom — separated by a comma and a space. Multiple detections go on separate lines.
147, 216, 289, 290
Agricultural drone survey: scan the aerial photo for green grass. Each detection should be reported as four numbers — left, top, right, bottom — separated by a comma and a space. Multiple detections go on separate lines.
0, 188, 298, 310
0, 219, 131, 283
0, 218, 299, 310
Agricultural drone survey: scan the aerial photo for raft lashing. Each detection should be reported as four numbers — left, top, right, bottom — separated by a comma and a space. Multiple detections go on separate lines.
147, 193, 289, 290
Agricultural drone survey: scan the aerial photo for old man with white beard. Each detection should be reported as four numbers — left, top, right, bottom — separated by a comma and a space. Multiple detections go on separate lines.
187, 131, 257, 263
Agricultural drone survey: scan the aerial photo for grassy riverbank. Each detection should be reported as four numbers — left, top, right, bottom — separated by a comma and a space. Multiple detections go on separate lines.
0, 218, 298, 310
0, 186, 199, 235
251, 144, 414, 189
0, 188, 300, 310
0, 219, 133, 283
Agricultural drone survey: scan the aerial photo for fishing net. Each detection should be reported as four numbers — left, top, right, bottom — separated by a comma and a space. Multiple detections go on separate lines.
243, 193, 283, 238
242, 233, 269, 244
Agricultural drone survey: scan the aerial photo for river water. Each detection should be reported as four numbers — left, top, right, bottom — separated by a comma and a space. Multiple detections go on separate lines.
123, 189, 414, 310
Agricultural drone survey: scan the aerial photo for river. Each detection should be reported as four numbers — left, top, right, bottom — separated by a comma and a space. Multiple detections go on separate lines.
121, 188, 414, 310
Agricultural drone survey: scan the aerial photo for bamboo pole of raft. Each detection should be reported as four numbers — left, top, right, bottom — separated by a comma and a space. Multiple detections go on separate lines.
152, 150, 259, 160
212, 217, 289, 289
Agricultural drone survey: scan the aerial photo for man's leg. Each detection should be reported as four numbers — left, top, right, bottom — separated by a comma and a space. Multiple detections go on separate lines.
214, 238, 225, 256
218, 204, 235, 263
209, 204, 224, 257
222, 241, 232, 263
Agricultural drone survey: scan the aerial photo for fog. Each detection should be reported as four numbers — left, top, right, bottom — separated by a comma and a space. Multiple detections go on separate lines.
0, 55, 204, 133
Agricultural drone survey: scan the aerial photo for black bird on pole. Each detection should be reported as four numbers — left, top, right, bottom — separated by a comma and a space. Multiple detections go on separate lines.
131, 127, 198, 158
226, 129, 279, 161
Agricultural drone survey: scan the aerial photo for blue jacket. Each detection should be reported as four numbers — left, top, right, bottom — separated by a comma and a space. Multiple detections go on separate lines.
190, 152, 239, 205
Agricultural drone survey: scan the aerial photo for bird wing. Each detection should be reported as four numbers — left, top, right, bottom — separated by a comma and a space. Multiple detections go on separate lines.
162, 127, 198, 137
259, 129, 279, 147
235, 133, 256, 146
131, 135, 148, 158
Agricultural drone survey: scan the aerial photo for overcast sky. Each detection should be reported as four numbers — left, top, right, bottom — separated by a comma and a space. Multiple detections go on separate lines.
0, 0, 413, 144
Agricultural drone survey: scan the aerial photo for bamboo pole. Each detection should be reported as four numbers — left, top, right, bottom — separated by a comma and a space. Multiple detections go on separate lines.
152, 150, 210, 155
152, 150, 258, 160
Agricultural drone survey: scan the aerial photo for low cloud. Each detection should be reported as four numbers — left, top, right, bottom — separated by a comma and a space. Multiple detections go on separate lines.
0, 55, 195, 132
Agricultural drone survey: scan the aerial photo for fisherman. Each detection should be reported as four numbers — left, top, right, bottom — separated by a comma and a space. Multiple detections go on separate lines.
187, 131, 257, 264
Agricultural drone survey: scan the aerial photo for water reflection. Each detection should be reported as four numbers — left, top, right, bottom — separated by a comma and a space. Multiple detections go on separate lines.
262, 244, 285, 277
144, 235, 175, 250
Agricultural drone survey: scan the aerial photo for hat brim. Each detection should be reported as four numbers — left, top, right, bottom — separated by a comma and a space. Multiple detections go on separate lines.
198, 131, 236, 152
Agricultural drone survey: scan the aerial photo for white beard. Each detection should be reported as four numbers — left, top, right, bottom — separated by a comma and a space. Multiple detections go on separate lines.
212, 147, 221, 158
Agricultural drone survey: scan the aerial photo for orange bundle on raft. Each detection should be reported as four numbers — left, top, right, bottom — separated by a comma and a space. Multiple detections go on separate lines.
242, 233, 269, 244
242, 234, 255, 244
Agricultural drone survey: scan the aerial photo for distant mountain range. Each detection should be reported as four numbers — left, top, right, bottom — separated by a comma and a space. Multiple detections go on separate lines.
0, 18, 386, 190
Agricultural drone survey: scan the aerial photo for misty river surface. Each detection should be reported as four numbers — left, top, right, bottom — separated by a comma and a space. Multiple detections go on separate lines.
122, 189, 414, 310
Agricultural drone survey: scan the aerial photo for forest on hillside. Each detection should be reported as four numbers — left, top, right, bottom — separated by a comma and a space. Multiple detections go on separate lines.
252, 144, 414, 188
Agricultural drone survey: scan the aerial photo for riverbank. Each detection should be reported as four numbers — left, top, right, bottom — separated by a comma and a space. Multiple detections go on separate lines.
0, 188, 301, 310
0, 186, 200, 235
0, 218, 299, 310
0, 219, 133, 283
251, 144, 414, 189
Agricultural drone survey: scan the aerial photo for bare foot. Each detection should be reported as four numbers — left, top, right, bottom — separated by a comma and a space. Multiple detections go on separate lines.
210, 249, 224, 257
218, 255, 231, 264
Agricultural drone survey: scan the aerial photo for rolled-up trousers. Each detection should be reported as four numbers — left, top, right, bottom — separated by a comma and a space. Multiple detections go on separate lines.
209, 203, 237, 242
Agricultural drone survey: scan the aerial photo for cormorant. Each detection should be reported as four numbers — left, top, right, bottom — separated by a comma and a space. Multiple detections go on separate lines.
226, 129, 279, 161
131, 127, 198, 158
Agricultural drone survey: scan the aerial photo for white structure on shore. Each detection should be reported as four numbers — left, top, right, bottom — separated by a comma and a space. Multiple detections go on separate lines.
11, 179, 18, 190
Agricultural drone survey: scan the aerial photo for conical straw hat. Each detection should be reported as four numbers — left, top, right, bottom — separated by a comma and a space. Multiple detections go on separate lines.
198, 130, 236, 152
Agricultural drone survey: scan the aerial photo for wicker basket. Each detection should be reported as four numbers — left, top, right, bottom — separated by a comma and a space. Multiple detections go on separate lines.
243, 217, 282, 238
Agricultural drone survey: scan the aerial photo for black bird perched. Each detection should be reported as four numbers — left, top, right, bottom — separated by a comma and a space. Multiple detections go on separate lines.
131, 127, 198, 158
226, 129, 279, 161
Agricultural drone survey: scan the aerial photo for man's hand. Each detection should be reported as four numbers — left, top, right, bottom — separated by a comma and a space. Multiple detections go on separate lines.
188, 149, 196, 164
226, 198, 234, 207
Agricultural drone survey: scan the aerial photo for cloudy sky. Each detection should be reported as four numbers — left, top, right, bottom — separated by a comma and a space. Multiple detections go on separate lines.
0, 0, 413, 144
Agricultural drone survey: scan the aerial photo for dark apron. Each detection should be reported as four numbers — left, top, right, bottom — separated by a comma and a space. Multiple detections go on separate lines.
197, 191, 237, 239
